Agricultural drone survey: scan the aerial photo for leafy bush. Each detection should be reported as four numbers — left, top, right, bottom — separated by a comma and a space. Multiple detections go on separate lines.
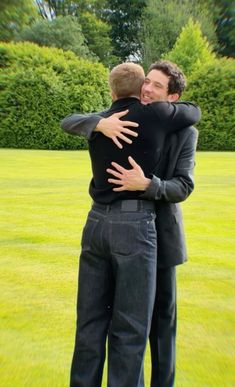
183, 58, 235, 150
0, 42, 111, 149
165, 18, 215, 77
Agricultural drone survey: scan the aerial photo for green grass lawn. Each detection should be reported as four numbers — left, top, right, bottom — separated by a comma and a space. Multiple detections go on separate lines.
0, 149, 234, 386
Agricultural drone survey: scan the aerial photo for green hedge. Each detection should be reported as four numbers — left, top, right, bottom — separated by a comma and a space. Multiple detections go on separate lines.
0, 42, 111, 149
183, 58, 235, 150
1, 43, 234, 151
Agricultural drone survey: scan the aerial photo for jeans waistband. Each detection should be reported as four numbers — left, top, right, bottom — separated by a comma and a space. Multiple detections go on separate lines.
92, 200, 155, 213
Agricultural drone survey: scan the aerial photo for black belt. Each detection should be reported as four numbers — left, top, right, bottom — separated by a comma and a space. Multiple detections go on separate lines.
93, 199, 155, 212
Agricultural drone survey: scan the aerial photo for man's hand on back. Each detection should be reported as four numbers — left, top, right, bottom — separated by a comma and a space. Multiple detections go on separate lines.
107, 156, 151, 191
95, 110, 139, 149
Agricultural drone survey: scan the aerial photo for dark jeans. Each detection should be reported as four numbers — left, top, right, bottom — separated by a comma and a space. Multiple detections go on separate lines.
70, 200, 157, 387
149, 266, 176, 387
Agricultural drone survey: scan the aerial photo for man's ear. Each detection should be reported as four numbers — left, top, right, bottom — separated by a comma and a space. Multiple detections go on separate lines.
167, 93, 180, 102
111, 90, 117, 101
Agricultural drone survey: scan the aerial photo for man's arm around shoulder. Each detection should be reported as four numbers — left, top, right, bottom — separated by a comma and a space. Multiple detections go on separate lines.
149, 101, 201, 132
61, 113, 103, 138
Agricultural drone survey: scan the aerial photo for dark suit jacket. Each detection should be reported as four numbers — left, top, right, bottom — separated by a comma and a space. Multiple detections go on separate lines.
142, 127, 198, 267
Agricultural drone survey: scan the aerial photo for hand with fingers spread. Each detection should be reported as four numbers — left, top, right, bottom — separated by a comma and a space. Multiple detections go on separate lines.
95, 110, 139, 149
106, 156, 151, 191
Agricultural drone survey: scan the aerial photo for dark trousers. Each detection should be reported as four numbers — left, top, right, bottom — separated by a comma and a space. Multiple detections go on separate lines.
70, 200, 157, 387
149, 266, 176, 387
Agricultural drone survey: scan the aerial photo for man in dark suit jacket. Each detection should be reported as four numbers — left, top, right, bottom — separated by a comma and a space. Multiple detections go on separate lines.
62, 61, 198, 387
97, 63, 198, 387
144, 127, 198, 387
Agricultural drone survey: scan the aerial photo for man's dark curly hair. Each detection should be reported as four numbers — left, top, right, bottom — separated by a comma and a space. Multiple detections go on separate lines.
148, 60, 186, 97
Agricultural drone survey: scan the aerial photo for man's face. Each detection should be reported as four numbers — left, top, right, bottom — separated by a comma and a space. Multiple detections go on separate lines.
141, 69, 178, 104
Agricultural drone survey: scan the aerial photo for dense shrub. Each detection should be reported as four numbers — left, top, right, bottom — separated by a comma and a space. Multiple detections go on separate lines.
0, 42, 110, 149
165, 19, 215, 77
183, 58, 235, 150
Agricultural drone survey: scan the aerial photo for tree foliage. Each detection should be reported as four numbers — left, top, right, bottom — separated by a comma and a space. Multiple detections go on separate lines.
0, 0, 38, 42
35, 0, 147, 63
0, 0, 19, 11
77, 12, 116, 66
165, 19, 215, 77
105, 0, 147, 61
215, 0, 235, 57
17, 16, 93, 60
35, 0, 103, 19
140, 0, 217, 70
34, 0, 115, 65
197, 0, 235, 57
36, 0, 78, 19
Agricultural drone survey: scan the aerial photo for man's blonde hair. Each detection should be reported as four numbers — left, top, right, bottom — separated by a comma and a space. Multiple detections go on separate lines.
109, 62, 145, 99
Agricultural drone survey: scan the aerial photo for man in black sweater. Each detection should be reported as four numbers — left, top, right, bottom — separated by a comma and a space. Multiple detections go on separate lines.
62, 62, 200, 387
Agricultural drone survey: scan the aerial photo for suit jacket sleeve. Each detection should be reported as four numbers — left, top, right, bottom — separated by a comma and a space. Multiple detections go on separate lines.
141, 127, 198, 203
150, 101, 201, 133
61, 113, 103, 138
